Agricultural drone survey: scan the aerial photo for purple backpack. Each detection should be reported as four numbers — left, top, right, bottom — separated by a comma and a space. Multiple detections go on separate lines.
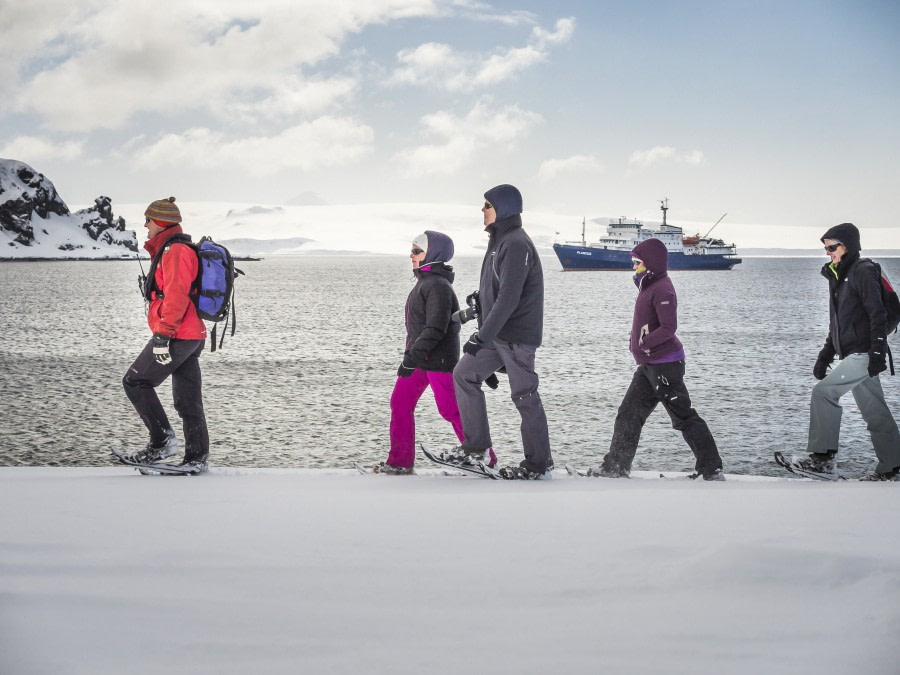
144, 234, 244, 351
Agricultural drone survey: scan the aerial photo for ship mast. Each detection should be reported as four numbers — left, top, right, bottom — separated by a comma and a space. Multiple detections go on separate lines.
702, 213, 728, 239
659, 198, 668, 227
581, 217, 586, 246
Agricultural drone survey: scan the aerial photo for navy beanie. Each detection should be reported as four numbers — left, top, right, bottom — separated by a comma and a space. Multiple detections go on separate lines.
484, 184, 523, 220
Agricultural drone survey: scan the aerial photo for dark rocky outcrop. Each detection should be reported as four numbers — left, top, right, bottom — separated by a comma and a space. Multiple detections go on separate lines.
75, 196, 138, 252
0, 162, 69, 245
0, 158, 137, 254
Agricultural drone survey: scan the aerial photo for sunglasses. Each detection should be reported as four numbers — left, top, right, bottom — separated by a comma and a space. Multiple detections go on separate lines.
411, 247, 424, 255
631, 258, 643, 266
483, 201, 493, 210
823, 243, 842, 252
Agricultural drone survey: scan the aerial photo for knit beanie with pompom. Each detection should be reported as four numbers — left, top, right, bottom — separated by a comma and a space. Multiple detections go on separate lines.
144, 196, 182, 225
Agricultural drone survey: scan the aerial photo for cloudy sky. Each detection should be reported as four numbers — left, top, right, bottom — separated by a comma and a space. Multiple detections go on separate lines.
1, 0, 898, 234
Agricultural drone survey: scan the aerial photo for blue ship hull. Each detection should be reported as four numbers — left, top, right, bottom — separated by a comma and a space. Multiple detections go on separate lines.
553, 244, 741, 270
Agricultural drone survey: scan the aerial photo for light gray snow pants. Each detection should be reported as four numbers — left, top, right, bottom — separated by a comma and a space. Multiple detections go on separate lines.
807, 352, 900, 472
453, 340, 553, 473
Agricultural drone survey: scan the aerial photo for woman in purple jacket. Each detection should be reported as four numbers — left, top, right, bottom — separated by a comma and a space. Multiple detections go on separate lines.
592, 238, 725, 480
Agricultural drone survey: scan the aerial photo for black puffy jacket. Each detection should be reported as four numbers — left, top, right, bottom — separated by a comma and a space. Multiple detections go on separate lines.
404, 263, 461, 371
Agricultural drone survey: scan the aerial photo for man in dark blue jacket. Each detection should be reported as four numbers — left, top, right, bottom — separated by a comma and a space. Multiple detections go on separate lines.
445, 184, 553, 479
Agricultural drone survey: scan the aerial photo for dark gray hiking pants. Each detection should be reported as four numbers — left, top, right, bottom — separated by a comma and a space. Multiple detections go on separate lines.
453, 340, 552, 473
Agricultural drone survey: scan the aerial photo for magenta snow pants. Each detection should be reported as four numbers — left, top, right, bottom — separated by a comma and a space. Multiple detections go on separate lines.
388, 369, 464, 468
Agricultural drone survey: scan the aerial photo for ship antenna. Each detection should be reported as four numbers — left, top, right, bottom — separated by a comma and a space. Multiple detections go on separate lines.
702, 213, 728, 238
659, 198, 668, 226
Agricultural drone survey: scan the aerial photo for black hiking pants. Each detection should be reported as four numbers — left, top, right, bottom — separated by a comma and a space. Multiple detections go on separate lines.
123, 338, 209, 462
601, 360, 722, 476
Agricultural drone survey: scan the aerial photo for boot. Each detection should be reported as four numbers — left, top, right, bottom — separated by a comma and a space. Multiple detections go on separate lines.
127, 430, 178, 463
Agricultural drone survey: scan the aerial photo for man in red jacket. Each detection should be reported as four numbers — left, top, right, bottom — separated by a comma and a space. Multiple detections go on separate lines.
122, 197, 209, 471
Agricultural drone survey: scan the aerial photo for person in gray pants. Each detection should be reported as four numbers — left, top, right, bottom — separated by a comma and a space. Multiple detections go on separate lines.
788, 222, 900, 480
443, 184, 553, 479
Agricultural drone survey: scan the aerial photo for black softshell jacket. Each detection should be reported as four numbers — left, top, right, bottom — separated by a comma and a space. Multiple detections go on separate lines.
476, 215, 544, 347
822, 254, 888, 358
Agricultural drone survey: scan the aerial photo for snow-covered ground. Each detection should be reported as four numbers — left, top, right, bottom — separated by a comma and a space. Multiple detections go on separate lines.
1, 467, 897, 674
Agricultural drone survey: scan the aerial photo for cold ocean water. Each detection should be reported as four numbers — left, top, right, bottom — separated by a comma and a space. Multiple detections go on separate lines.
1, 255, 899, 477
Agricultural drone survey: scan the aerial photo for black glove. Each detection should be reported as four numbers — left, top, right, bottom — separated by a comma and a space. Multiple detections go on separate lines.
397, 351, 417, 378
868, 340, 887, 377
484, 373, 499, 389
152, 333, 172, 365
812, 347, 834, 380
463, 332, 484, 357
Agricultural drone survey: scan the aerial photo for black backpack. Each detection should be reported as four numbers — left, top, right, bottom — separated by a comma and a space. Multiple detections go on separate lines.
851, 258, 899, 374
143, 234, 244, 351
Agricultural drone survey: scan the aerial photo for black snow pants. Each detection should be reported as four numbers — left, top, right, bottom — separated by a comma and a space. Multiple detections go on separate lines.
123, 338, 209, 462
601, 360, 722, 476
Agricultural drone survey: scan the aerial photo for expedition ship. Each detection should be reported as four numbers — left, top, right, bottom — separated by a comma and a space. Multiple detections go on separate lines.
552, 200, 741, 271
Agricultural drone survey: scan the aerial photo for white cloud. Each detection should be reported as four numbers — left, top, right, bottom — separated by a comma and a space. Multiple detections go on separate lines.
532, 17, 576, 48
0, 136, 84, 163
133, 117, 374, 175
227, 76, 359, 121
0, 0, 90, 89
679, 149, 705, 166
470, 46, 545, 88
537, 154, 602, 181
388, 17, 575, 92
390, 43, 465, 87
4, 1, 447, 131
393, 100, 541, 176
455, 3, 538, 27
628, 146, 706, 169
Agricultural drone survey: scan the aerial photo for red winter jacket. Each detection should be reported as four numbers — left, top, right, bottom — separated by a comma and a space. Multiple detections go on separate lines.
144, 226, 207, 340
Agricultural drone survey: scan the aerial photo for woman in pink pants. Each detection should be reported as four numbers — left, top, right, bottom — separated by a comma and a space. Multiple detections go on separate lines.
381, 231, 465, 474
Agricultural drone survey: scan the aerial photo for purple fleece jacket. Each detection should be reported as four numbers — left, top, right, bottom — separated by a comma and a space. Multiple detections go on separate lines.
629, 238, 686, 365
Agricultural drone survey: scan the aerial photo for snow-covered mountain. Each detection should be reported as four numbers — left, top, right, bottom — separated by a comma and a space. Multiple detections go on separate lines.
0, 159, 138, 258
111, 200, 569, 258
111, 200, 900, 258
8, 161, 897, 259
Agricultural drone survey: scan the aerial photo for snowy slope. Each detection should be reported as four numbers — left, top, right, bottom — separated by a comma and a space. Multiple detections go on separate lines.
1, 204, 139, 258
0, 159, 138, 258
